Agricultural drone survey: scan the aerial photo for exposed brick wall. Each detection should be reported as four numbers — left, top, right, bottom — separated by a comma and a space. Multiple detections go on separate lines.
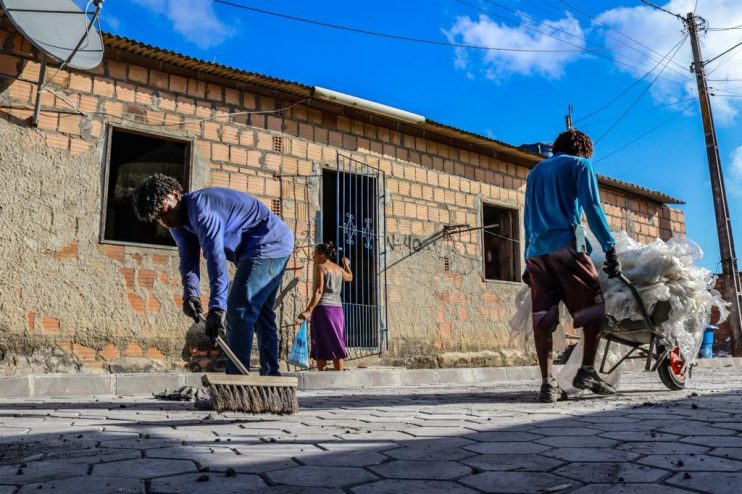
0, 18, 687, 371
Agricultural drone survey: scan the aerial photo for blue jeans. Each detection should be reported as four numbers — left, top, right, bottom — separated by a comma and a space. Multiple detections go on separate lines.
226, 257, 288, 376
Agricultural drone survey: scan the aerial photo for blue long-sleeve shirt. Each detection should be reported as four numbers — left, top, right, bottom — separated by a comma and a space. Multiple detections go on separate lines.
169, 188, 294, 310
524, 153, 615, 259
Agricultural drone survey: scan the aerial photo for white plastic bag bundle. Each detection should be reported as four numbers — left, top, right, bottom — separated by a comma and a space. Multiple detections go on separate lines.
591, 231, 728, 363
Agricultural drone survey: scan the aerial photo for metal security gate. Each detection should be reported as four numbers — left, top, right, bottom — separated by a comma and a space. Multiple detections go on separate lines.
321, 155, 388, 356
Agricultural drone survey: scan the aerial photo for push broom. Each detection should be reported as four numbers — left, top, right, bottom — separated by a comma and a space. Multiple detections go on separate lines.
201, 332, 298, 415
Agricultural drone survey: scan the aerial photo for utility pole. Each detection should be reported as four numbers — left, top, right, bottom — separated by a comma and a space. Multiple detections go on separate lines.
686, 12, 742, 356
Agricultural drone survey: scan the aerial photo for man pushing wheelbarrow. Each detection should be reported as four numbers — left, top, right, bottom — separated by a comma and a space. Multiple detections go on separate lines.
523, 129, 621, 403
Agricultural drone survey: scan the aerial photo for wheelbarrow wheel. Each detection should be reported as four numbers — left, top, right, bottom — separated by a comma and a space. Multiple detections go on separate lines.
657, 346, 688, 390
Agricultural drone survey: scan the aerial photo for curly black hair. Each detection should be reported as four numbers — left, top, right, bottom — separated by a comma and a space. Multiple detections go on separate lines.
316, 242, 338, 262
132, 174, 183, 222
552, 129, 594, 158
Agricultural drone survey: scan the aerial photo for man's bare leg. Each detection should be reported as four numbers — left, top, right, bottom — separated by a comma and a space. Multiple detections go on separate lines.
332, 359, 344, 371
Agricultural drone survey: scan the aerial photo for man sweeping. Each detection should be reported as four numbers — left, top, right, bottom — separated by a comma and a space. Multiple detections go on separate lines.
133, 175, 294, 376
523, 129, 622, 403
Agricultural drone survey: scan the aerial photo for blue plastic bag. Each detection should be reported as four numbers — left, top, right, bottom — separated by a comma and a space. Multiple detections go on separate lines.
287, 321, 309, 369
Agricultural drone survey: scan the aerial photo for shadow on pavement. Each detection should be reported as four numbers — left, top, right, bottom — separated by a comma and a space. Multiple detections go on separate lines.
0, 372, 740, 493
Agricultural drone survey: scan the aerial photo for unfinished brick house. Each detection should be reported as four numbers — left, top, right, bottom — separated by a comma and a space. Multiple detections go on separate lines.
0, 17, 686, 373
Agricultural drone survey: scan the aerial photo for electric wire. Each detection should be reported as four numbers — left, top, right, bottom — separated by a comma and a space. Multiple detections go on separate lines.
546, 0, 690, 75
575, 35, 689, 124
704, 39, 742, 66
211, 0, 585, 53
637, 0, 685, 21
459, 0, 695, 80
593, 100, 696, 164
579, 97, 698, 128
594, 34, 689, 143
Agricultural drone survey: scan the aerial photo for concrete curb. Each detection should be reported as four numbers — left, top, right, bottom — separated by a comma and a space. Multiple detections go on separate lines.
1, 357, 740, 399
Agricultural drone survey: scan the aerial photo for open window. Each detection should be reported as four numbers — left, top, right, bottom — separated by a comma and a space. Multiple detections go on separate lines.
101, 127, 191, 248
482, 203, 520, 282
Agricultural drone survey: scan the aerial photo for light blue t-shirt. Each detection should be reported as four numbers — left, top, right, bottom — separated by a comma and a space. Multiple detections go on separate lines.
524, 153, 615, 259
170, 187, 294, 309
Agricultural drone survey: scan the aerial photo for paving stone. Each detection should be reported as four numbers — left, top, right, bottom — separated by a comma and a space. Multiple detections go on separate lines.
598, 431, 680, 442
404, 427, 476, 437
553, 462, 668, 483
616, 441, 709, 455
536, 436, 619, 448
316, 441, 400, 452
99, 437, 181, 450
300, 449, 388, 467
149, 472, 266, 493
709, 447, 742, 460
17, 476, 144, 493
665, 471, 742, 494
370, 460, 472, 480
656, 423, 737, 436
461, 471, 577, 493
0, 487, 16, 494
637, 454, 742, 471
92, 458, 197, 478
265, 465, 378, 487
543, 448, 640, 462
462, 453, 564, 472
145, 446, 298, 472
462, 441, 552, 455
352, 479, 479, 494
530, 427, 602, 436
569, 484, 688, 494
680, 435, 742, 447
45, 447, 141, 463
0, 462, 87, 484
383, 444, 475, 461
472, 431, 543, 442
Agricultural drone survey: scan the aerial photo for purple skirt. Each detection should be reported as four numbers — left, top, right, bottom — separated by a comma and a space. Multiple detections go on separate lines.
310, 305, 348, 360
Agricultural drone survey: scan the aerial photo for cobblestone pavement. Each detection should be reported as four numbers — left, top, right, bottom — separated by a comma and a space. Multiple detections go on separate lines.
1, 368, 742, 493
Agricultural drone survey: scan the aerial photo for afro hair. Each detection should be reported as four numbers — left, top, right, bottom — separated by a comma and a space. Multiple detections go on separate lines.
132, 174, 183, 222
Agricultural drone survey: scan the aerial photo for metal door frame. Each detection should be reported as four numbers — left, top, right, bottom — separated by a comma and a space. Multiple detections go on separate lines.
329, 155, 388, 355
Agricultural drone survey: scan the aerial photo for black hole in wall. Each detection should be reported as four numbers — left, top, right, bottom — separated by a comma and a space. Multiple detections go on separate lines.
482, 203, 519, 282
103, 129, 189, 247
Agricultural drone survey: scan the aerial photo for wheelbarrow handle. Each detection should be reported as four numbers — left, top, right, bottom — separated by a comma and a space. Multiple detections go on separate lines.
615, 274, 656, 333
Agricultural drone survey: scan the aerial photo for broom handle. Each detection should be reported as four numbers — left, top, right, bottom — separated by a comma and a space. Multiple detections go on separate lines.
216, 335, 251, 376
197, 313, 250, 375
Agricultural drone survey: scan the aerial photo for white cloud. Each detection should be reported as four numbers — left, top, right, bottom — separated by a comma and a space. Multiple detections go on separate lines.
133, 0, 235, 49
445, 12, 586, 81
596, 0, 742, 124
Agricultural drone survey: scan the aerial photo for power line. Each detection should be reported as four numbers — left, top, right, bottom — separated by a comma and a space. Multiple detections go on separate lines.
211, 0, 585, 53
594, 34, 689, 143
455, 0, 688, 79
593, 101, 695, 164
575, 35, 689, 124
548, 0, 689, 75
579, 97, 697, 128
705, 39, 742, 66
637, 0, 684, 21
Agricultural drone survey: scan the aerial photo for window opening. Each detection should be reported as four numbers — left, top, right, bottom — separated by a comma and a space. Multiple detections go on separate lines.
102, 127, 190, 247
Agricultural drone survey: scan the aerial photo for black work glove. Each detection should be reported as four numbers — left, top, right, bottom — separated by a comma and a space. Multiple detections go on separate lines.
182, 296, 203, 323
521, 269, 531, 287
205, 309, 227, 347
603, 248, 622, 278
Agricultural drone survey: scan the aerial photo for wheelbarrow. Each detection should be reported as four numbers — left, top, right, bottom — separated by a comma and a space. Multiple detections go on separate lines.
598, 274, 690, 390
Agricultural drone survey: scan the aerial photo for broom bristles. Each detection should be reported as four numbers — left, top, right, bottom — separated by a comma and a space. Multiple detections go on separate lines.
202, 374, 299, 414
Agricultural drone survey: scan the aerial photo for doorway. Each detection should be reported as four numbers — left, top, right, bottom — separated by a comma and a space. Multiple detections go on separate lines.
321, 156, 387, 353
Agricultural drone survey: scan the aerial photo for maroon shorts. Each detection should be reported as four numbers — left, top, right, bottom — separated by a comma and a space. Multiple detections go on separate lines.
526, 243, 605, 332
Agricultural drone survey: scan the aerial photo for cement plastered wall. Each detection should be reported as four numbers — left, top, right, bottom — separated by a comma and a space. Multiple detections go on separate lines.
0, 117, 201, 374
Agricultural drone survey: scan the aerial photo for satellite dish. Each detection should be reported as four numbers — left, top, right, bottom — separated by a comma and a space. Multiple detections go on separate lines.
0, 0, 105, 125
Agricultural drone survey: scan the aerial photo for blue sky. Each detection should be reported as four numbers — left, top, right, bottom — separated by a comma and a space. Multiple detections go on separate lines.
92, 0, 742, 271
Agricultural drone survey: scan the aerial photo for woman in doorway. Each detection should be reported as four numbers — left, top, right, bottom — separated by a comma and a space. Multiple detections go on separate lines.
298, 243, 353, 371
